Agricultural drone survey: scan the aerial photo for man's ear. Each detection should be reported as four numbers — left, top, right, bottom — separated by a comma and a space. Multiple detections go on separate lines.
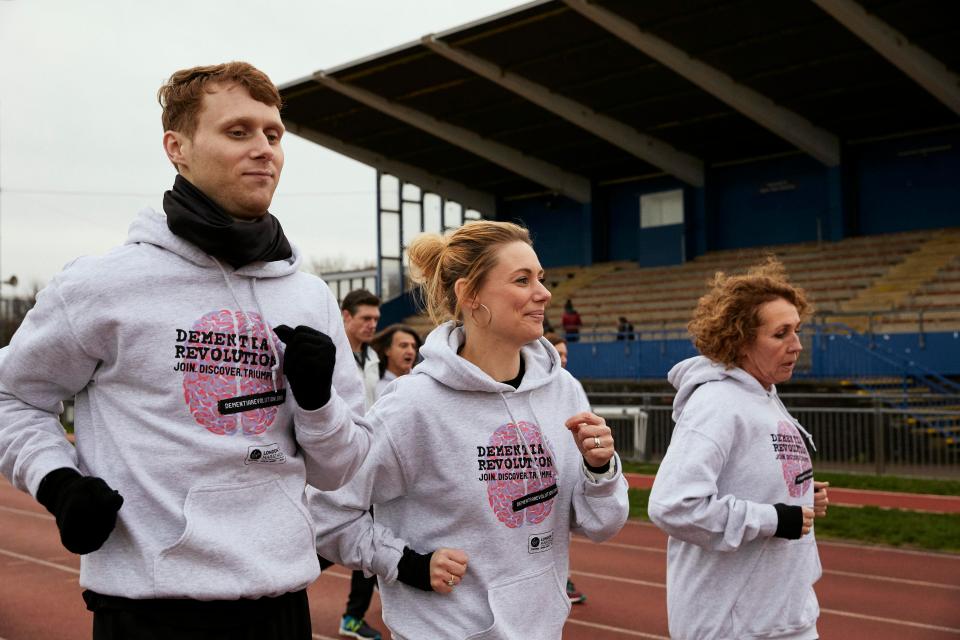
163, 130, 187, 171
341, 309, 352, 323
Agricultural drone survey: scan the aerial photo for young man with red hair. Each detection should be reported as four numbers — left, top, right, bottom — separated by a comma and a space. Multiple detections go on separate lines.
0, 62, 369, 639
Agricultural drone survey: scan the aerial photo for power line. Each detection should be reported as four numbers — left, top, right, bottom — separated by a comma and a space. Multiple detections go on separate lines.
4, 187, 392, 198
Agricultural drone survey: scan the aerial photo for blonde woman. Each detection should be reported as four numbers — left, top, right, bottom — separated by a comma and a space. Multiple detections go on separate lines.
310, 221, 629, 640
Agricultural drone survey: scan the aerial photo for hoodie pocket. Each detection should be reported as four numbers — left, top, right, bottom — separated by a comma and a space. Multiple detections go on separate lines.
730, 537, 821, 637
154, 478, 317, 599
465, 563, 571, 640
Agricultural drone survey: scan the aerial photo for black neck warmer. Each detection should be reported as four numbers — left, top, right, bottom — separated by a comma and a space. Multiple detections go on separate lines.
163, 175, 292, 269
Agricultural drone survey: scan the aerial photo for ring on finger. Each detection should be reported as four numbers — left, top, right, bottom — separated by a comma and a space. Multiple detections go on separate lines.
446, 578, 456, 587
592, 436, 602, 449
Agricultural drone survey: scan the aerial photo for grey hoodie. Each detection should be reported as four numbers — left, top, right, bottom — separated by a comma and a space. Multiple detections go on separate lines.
0, 207, 369, 600
310, 322, 629, 640
648, 356, 821, 640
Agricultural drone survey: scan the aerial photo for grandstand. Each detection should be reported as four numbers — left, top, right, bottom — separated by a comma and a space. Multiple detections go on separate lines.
279, 0, 960, 386
548, 226, 960, 334
400, 227, 960, 342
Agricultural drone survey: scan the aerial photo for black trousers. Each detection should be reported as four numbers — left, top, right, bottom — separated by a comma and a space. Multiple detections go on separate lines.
86, 589, 312, 640
345, 570, 377, 619
320, 556, 378, 619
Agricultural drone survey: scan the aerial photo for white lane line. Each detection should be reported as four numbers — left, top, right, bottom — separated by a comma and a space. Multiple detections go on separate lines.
572, 537, 665, 554
566, 618, 668, 639
821, 608, 960, 634
570, 569, 665, 589
0, 547, 79, 575
824, 568, 960, 591
0, 544, 355, 583
0, 505, 53, 520
819, 539, 960, 560
320, 570, 351, 580
582, 537, 960, 590
571, 570, 960, 635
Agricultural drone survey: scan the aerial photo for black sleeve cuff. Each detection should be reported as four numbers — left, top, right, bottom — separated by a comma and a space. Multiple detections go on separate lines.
773, 503, 803, 539
36, 467, 81, 514
585, 461, 611, 474
396, 547, 433, 591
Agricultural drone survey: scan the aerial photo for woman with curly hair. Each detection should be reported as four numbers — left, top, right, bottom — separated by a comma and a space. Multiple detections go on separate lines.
648, 258, 829, 640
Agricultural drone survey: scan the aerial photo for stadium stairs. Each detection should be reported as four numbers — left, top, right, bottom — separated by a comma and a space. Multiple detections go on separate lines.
399, 228, 960, 442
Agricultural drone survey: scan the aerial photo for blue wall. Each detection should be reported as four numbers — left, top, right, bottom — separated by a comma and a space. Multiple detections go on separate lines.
499, 196, 592, 267
637, 224, 685, 266
565, 330, 960, 381
710, 155, 832, 250
854, 130, 960, 235
495, 131, 957, 269
599, 177, 688, 263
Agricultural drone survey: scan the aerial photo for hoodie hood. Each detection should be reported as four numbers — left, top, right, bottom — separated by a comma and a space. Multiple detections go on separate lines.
413, 321, 562, 393
125, 207, 302, 278
668, 355, 773, 422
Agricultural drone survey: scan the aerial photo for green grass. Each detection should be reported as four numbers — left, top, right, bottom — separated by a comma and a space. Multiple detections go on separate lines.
813, 471, 960, 496
813, 505, 960, 553
628, 488, 960, 553
622, 462, 960, 496
628, 488, 650, 521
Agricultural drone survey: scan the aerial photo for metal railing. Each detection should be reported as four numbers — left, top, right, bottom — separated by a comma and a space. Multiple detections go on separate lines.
594, 406, 648, 461
590, 393, 960, 478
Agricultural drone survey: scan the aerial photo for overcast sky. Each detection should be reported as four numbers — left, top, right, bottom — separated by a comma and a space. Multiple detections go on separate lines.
0, 0, 522, 293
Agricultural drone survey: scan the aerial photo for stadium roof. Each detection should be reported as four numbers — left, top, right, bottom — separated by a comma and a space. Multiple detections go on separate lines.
280, 0, 960, 213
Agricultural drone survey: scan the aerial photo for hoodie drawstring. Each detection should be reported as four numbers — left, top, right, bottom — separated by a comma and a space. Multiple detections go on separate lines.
251, 278, 281, 391
496, 388, 546, 480
773, 393, 817, 453
210, 257, 279, 393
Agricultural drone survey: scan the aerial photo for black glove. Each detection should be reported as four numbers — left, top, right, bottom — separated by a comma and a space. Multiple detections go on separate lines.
36, 468, 124, 555
773, 503, 802, 540
274, 325, 336, 410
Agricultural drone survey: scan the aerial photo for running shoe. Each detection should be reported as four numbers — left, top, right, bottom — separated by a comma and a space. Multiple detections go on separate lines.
339, 615, 382, 640
567, 578, 586, 604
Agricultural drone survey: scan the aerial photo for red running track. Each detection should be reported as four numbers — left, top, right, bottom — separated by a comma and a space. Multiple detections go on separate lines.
1, 477, 958, 640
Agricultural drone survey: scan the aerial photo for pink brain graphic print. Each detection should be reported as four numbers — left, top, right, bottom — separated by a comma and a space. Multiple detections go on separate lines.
486, 421, 557, 528
181, 310, 282, 436
778, 420, 812, 497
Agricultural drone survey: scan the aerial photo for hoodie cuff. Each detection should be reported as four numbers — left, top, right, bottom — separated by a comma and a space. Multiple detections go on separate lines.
293, 391, 347, 440
581, 453, 623, 492
369, 540, 404, 584
773, 503, 803, 539
22, 447, 80, 498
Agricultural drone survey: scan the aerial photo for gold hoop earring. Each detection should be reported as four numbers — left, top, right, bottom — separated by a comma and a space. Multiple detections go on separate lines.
471, 303, 493, 328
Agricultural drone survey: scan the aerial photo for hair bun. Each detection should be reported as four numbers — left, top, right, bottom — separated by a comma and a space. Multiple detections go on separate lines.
407, 233, 447, 285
